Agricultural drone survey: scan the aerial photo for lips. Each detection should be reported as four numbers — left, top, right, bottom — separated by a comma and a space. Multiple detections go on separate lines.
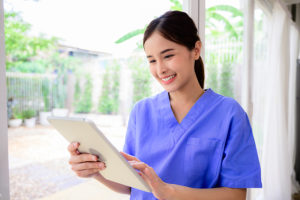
162, 74, 176, 81
161, 74, 177, 84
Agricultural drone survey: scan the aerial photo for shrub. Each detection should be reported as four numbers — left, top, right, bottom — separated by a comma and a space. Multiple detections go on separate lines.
22, 110, 36, 119
74, 74, 93, 113
128, 56, 151, 106
98, 60, 120, 114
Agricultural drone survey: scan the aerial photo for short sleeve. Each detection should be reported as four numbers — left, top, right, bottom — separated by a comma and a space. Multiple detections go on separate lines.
218, 110, 262, 188
122, 104, 138, 156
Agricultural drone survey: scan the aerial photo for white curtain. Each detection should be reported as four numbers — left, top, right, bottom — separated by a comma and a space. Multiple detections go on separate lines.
288, 23, 300, 194
250, 0, 300, 199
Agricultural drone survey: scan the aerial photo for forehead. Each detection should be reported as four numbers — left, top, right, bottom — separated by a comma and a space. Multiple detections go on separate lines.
144, 31, 180, 54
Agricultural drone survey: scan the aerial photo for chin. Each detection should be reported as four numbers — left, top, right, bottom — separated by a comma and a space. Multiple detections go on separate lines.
162, 86, 178, 93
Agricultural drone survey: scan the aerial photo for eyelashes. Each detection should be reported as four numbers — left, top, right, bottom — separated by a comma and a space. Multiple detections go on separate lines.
164, 54, 174, 59
149, 55, 174, 64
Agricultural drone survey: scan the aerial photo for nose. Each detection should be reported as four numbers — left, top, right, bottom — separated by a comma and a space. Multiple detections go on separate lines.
156, 60, 167, 75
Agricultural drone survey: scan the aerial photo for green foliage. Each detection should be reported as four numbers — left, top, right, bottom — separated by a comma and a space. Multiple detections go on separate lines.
219, 62, 233, 97
74, 74, 93, 113
115, 28, 146, 44
170, 0, 183, 11
51, 53, 80, 109
11, 108, 22, 119
49, 52, 80, 74
98, 60, 120, 114
22, 109, 36, 119
128, 56, 151, 105
42, 79, 51, 112
115, 0, 182, 48
206, 5, 243, 39
205, 53, 219, 91
52, 75, 67, 109
207, 5, 243, 18
8, 59, 51, 73
4, 10, 58, 71
74, 77, 81, 109
205, 38, 242, 98
115, 2, 243, 47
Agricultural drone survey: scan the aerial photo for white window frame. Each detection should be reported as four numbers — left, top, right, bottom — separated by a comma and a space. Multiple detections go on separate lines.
183, 0, 206, 60
241, 0, 255, 122
0, 0, 10, 199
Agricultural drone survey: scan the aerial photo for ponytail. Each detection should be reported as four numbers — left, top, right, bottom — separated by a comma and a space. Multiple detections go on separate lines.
194, 56, 205, 88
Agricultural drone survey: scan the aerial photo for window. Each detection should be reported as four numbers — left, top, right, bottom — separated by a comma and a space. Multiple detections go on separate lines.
2, 0, 184, 199
205, 0, 244, 100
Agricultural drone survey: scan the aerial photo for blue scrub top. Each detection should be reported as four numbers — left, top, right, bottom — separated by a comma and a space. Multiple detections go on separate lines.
123, 88, 262, 200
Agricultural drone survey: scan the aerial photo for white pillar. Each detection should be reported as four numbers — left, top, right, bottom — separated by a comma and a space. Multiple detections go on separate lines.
0, 0, 10, 199
183, 0, 206, 61
119, 59, 132, 126
241, 0, 255, 123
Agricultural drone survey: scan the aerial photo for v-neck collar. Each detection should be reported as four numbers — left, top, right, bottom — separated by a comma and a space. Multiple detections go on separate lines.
157, 88, 213, 142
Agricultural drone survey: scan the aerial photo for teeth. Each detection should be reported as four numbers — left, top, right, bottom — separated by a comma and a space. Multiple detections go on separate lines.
162, 75, 175, 81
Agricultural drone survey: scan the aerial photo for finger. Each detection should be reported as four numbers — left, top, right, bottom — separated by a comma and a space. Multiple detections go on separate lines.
69, 153, 98, 164
130, 163, 155, 182
75, 168, 100, 178
138, 166, 160, 191
120, 152, 140, 162
144, 167, 156, 183
138, 170, 153, 189
71, 162, 106, 171
68, 142, 80, 156
128, 160, 139, 165
130, 162, 148, 172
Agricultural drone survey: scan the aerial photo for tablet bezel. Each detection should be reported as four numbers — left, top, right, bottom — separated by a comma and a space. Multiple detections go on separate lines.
47, 116, 151, 193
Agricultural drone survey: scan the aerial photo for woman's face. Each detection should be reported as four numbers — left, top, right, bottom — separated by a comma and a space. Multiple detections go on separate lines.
144, 31, 200, 93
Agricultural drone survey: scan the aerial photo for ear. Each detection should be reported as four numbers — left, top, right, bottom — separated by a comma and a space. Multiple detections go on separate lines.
193, 41, 202, 60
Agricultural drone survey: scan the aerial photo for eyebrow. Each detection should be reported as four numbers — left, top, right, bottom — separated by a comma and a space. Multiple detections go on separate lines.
147, 48, 175, 58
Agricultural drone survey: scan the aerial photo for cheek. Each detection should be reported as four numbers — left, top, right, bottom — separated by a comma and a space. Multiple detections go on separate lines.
169, 57, 190, 73
149, 65, 157, 78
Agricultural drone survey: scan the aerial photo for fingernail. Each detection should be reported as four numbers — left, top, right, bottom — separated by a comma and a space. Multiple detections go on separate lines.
99, 163, 104, 168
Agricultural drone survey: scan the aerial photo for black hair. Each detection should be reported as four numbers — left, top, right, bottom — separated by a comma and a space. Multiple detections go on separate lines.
143, 10, 205, 88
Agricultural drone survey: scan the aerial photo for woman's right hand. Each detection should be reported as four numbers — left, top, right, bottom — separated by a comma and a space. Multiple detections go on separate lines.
68, 142, 106, 178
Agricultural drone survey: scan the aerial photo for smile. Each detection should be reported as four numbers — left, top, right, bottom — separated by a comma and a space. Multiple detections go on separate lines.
162, 74, 176, 81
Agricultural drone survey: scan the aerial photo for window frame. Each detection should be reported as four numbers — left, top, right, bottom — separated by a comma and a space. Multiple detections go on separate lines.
0, 0, 10, 199
183, 0, 206, 60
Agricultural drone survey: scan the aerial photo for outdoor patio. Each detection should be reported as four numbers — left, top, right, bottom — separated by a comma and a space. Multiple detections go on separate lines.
8, 115, 129, 200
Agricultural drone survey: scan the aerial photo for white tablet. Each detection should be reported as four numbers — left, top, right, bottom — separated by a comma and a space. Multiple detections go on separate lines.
47, 116, 151, 193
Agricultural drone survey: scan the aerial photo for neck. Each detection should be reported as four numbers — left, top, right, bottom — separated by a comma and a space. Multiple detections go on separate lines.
169, 77, 204, 105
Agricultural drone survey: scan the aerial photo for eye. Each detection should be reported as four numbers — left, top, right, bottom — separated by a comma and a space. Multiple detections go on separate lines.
164, 54, 174, 59
149, 60, 156, 63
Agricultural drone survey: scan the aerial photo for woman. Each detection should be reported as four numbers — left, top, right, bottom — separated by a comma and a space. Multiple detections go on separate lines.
68, 11, 262, 200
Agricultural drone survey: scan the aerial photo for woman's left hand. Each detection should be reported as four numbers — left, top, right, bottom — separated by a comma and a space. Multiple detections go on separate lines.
120, 152, 172, 200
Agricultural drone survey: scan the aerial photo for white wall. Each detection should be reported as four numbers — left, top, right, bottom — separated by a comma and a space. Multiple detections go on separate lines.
0, 0, 10, 199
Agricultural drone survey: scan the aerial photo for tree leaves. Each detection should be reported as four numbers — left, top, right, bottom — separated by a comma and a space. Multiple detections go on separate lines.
4, 11, 58, 70
115, 28, 146, 44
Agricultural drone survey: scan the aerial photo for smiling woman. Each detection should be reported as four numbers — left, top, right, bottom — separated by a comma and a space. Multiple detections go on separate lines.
67, 10, 261, 200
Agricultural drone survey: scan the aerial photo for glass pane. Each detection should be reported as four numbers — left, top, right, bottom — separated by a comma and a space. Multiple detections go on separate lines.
4, 0, 182, 199
205, 0, 243, 99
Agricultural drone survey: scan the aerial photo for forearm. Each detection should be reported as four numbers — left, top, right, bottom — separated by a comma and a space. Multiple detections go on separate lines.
165, 185, 246, 200
93, 173, 131, 195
